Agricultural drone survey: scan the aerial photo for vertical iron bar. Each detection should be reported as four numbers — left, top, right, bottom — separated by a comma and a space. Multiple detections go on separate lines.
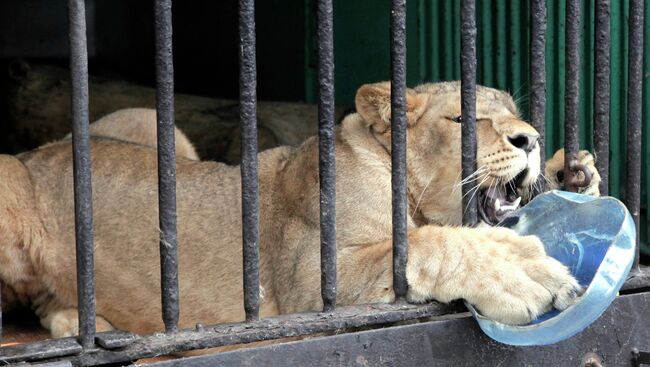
67, 0, 96, 348
564, 0, 581, 192
0, 281, 3, 342
461, 0, 478, 225
594, 0, 611, 196
530, 0, 547, 192
390, 0, 408, 301
239, 0, 260, 322
153, 0, 180, 332
317, 0, 337, 312
627, 0, 644, 269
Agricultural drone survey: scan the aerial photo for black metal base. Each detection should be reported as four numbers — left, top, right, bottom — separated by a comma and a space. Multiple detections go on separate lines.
4, 279, 649, 366
622, 266, 650, 292
147, 292, 650, 367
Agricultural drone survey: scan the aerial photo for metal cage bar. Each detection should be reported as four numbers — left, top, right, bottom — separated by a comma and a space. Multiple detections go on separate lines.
67, 0, 97, 349
529, 0, 547, 191
563, 0, 581, 193
0, 281, 3, 342
390, 0, 408, 301
238, 0, 261, 322
316, 0, 337, 312
4, 1, 650, 366
0, 303, 460, 365
461, 0, 478, 226
153, 0, 180, 333
594, 0, 611, 197
627, 0, 644, 269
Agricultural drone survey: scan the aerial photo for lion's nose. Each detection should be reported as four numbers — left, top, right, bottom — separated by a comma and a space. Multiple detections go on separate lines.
508, 133, 539, 153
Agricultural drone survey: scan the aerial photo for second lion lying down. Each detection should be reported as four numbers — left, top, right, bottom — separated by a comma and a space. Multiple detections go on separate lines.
0, 82, 600, 338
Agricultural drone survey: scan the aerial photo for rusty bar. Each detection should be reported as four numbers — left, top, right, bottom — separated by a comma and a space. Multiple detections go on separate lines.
461, 0, 478, 225
0, 281, 3, 341
238, 0, 261, 321
316, 0, 337, 312
563, 0, 581, 192
67, 0, 96, 348
594, 0, 610, 196
32, 302, 463, 366
154, 0, 180, 332
627, 0, 644, 269
390, 0, 408, 301
529, 0, 547, 192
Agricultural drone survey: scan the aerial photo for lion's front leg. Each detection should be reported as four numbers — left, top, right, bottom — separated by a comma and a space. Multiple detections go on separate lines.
545, 148, 601, 196
405, 226, 582, 325
39, 308, 115, 338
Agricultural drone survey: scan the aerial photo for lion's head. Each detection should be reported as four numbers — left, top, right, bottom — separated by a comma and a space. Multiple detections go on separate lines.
354, 81, 541, 226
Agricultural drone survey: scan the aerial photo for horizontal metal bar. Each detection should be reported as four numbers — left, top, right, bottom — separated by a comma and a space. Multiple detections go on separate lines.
390, 0, 408, 301
67, 0, 96, 349
95, 330, 139, 349
621, 265, 650, 292
33, 362, 74, 367
563, 0, 581, 193
6, 266, 650, 365
238, 0, 261, 322
316, 0, 337, 312
626, 0, 644, 270
153, 0, 180, 333
45, 302, 463, 366
0, 337, 82, 364
594, 0, 611, 196
461, 0, 478, 225
143, 293, 650, 367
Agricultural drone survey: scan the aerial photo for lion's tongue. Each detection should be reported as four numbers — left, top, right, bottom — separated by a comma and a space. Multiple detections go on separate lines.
484, 186, 522, 223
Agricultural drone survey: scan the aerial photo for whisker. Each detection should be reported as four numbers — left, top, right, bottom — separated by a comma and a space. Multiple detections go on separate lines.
460, 171, 489, 200
452, 166, 487, 194
412, 166, 488, 218
464, 173, 491, 212
457, 166, 487, 184
411, 173, 436, 216
462, 177, 490, 219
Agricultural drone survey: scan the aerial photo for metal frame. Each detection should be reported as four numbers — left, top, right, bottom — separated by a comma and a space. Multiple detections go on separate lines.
129, 293, 650, 367
0, 0, 648, 365
67, 0, 96, 350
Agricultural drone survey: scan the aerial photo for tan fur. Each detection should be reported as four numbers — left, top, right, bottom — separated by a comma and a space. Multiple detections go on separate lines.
64, 108, 200, 160
1, 82, 596, 341
545, 148, 601, 196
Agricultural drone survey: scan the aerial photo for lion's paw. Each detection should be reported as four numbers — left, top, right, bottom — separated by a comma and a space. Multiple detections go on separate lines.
465, 228, 582, 325
42, 309, 115, 338
546, 148, 601, 196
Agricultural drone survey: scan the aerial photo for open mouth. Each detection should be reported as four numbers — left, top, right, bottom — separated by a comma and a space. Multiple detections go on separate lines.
478, 169, 529, 226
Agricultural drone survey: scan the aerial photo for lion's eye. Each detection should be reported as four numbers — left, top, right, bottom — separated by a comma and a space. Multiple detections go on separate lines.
556, 170, 564, 183
452, 115, 462, 123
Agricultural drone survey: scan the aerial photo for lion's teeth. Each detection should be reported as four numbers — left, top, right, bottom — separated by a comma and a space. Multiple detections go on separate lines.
495, 196, 523, 216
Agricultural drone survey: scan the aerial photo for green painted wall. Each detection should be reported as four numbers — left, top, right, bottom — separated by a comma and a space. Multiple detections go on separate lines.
304, 0, 649, 253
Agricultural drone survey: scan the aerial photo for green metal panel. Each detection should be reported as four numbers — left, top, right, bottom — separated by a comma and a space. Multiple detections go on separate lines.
305, 0, 421, 104
641, 1, 650, 250
304, 0, 648, 253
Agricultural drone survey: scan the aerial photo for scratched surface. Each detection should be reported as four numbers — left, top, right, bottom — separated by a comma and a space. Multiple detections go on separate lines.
145, 292, 650, 367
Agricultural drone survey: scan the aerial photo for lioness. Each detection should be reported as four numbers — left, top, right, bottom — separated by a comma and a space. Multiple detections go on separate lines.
0, 81, 599, 340
63, 108, 200, 161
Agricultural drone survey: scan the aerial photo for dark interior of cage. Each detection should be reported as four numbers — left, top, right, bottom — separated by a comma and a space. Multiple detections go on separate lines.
0, 1, 346, 359
0, 0, 648, 364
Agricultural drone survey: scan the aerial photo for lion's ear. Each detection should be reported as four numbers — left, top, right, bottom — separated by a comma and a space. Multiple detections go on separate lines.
355, 82, 431, 133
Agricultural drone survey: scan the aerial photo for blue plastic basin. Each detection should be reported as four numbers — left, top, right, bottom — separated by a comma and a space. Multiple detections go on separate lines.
464, 190, 636, 346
